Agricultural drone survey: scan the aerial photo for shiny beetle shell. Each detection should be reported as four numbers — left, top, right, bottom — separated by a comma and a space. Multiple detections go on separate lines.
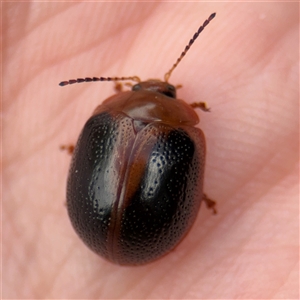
64, 13, 216, 266
67, 81, 205, 265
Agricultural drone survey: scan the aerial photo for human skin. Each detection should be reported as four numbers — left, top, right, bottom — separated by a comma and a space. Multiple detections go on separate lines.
3, 2, 299, 299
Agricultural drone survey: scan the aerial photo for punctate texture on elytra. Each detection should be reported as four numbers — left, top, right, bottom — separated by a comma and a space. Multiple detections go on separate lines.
67, 81, 206, 266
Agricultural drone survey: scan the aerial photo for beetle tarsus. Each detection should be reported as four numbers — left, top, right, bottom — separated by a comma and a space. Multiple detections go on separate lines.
190, 102, 211, 112
60, 144, 75, 155
114, 82, 123, 93
203, 194, 217, 214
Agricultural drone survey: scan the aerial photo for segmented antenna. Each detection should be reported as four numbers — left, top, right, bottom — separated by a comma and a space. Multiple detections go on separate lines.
59, 13, 216, 87
59, 76, 140, 87
164, 12, 216, 83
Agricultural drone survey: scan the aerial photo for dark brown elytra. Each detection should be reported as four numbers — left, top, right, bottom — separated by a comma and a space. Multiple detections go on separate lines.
61, 12, 217, 266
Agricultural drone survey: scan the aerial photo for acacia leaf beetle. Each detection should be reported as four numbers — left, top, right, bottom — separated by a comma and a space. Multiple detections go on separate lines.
61, 12, 217, 266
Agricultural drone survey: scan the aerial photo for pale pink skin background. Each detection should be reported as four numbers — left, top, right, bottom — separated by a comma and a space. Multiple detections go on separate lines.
3, 2, 299, 299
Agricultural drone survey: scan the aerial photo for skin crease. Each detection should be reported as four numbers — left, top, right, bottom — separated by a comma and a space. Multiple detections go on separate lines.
3, 2, 299, 299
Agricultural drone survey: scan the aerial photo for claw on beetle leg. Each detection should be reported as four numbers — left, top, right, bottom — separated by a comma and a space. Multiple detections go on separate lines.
202, 193, 217, 214
190, 102, 211, 112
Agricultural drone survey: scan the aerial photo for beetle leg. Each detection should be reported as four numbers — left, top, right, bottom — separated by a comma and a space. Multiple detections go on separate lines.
190, 102, 211, 112
114, 82, 136, 92
114, 82, 123, 93
202, 193, 217, 214
60, 144, 75, 155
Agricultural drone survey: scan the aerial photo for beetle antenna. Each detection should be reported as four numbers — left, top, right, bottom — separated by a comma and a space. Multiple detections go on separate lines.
59, 76, 141, 86
164, 12, 216, 83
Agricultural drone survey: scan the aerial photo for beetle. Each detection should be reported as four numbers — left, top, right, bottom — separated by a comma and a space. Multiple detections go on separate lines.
60, 12, 217, 266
